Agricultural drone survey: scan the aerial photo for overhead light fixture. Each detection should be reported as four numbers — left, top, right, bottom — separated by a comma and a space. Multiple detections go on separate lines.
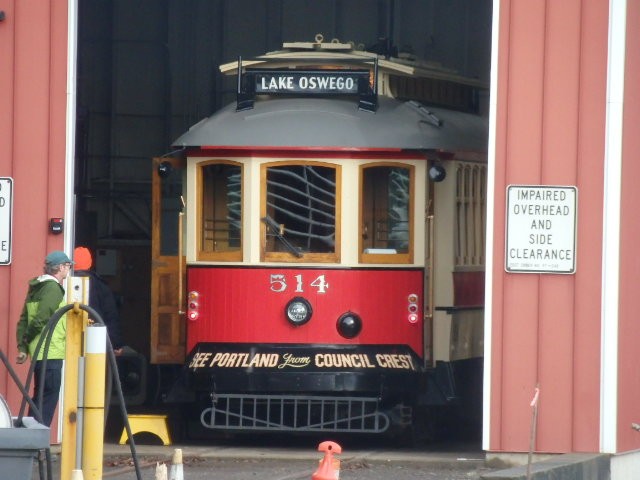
157, 161, 173, 178
428, 164, 446, 182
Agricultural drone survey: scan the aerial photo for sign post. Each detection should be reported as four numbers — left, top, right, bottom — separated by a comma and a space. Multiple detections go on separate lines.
0, 177, 13, 265
505, 185, 577, 274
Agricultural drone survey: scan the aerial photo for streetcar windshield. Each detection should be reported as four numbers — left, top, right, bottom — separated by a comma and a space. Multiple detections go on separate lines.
262, 162, 339, 262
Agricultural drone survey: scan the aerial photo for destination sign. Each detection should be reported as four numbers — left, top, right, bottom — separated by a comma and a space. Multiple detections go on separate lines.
252, 70, 369, 95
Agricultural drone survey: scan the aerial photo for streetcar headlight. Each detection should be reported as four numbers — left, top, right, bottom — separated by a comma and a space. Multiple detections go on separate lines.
285, 297, 313, 326
336, 312, 362, 339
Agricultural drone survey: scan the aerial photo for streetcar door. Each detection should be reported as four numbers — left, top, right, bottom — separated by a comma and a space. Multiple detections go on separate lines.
150, 156, 186, 364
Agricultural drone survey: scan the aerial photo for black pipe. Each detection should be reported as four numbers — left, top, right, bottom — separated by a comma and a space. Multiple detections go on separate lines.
1, 302, 144, 480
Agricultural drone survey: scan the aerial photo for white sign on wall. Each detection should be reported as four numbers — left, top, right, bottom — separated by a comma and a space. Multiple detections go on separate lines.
0, 177, 13, 265
505, 185, 577, 274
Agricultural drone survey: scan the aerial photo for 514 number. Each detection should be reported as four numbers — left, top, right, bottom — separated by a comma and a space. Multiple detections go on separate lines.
269, 274, 329, 293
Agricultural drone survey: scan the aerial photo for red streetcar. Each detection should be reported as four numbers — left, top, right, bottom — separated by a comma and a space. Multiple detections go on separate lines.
150, 43, 487, 439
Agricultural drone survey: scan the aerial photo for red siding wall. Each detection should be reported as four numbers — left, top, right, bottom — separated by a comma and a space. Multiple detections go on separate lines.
490, 0, 608, 453
0, 0, 69, 415
617, 0, 640, 453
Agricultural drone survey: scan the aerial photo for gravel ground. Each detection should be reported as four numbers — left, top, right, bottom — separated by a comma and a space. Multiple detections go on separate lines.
32, 452, 496, 480
97, 456, 494, 480
30, 430, 496, 480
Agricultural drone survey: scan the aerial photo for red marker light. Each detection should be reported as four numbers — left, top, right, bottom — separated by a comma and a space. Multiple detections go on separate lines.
187, 291, 200, 321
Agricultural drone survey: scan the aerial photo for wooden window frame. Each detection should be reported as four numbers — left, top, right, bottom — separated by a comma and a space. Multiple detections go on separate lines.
359, 162, 414, 264
196, 159, 243, 262
260, 160, 341, 264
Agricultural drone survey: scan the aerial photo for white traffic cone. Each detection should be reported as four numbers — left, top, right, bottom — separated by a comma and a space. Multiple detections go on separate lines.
155, 462, 168, 480
70, 470, 84, 480
169, 448, 184, 480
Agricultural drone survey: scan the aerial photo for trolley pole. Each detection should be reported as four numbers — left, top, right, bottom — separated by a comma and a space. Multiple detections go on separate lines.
82, 325, 107, 479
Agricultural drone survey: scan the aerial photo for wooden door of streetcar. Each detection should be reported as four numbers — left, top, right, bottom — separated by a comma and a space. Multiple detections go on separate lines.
150, 157, 186, 364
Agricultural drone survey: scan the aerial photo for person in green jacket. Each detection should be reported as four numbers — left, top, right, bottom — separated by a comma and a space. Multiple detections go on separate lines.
15, 250, 73, 426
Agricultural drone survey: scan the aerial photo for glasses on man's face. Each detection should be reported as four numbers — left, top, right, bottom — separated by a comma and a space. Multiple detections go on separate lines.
63, 263, 72, 268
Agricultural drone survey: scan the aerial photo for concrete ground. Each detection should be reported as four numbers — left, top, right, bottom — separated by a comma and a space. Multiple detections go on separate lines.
32, 439, 496, 480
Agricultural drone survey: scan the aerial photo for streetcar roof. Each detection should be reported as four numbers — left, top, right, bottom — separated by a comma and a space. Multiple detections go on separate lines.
172, 97, 488, 152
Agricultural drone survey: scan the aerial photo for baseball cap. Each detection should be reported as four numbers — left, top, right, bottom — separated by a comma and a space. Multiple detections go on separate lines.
45, 251, 73, 266
73, 246, 93, 270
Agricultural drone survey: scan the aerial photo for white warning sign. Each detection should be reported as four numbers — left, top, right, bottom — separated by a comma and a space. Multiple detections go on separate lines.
505, 185, 577, 274
0, 177, 13, 265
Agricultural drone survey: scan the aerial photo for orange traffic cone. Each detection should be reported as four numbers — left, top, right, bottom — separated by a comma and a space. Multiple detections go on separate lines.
312, 441, 342, 480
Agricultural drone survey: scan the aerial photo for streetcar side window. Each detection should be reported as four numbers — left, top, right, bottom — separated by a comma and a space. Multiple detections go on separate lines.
262, 162, 340, 263
197, 161, 242, 261
360, 164, 413, 264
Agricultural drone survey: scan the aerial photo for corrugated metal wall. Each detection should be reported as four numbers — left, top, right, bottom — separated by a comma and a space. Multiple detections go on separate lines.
617, 0, 640, 454
0, 0, 70, 415
487, 0, 637, 454
75, 0, 492, 243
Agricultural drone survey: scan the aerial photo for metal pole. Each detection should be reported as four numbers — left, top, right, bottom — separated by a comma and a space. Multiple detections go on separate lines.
81, 325, 107, 479
76, 358, 85, 469
425, 213, 435, 366
61, 277, 89, 480
526, 385, 540, 480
